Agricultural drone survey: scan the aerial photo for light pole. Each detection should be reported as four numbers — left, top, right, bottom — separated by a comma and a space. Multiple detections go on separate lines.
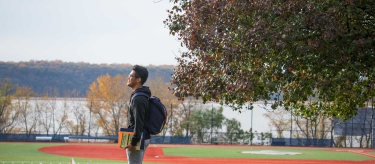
211, 104, 213, 144
88, 101, 92, 143
290, 110, 292, 146
251, 108, 253, 145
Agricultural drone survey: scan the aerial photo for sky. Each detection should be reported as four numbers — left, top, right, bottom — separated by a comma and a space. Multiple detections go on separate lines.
0, 0, 273, 132
0, 0, 182, 66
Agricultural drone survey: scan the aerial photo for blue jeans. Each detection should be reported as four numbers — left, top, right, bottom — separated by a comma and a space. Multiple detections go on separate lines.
126, 139, 150, 164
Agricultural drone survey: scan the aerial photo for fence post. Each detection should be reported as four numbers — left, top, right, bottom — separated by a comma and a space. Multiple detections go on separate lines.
290, 110, 292, 146
171, 103, 173, 143
210, 104, 213, 145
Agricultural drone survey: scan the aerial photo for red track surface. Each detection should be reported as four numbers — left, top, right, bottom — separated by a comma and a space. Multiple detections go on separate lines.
39, 144, 375, 164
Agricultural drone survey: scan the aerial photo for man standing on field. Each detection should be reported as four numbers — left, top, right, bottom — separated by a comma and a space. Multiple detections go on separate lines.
125, 65, 151, 164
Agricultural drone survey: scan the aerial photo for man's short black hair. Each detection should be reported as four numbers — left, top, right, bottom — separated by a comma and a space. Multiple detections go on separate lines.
133, 65, 148, 85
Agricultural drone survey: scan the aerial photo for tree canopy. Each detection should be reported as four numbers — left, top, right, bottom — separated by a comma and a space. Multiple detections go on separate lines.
0, 60, 174, 96
87, 74, 130, 135
190, 106, 225, 143
0, 79, 17, 133
165, 0, 375, 120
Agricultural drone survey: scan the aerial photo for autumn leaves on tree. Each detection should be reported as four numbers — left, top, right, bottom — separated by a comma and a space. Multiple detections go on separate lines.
165, 0, 375, 120
87, 74, 179, 136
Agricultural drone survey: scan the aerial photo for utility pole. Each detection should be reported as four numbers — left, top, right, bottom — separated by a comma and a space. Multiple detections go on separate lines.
351, 115, 353, 148
171, 103, 173, 136
88, 101, 92, 143
290, 110, 292, 146
211, 104, 213, 144
251, 109, 253, 146
171, 103, 173, 143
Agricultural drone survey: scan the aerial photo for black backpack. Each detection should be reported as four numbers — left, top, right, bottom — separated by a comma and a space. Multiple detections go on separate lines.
131, 92, 167, 135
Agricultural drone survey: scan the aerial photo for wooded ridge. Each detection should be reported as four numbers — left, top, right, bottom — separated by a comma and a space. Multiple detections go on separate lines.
0, 60, 174, 96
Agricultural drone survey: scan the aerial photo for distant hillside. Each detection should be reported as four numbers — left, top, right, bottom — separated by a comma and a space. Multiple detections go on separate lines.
0, 60, 174, 96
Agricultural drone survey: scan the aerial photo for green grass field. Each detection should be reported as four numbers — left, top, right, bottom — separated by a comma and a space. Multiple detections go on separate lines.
163, 146, 373, 160
0, 142, 373, 164
0, 143, 127, 164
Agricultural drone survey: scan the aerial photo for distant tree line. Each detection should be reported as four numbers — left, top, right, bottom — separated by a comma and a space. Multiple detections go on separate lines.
0, 75, 259, 145
0, 60, 174, 96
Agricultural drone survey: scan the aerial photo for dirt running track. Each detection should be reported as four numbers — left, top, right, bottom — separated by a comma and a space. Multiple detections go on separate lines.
39, 144, 375, 164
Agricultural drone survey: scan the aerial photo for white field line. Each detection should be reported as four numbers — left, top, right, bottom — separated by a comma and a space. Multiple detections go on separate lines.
349, 150, 375, 158
336, 150, 375, 158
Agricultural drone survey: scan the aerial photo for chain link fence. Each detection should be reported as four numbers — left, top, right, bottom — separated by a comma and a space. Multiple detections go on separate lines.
2, 130, 372, 148
0, 133, 192, 144
269, 129, 374, 148
188, 131, 270, 145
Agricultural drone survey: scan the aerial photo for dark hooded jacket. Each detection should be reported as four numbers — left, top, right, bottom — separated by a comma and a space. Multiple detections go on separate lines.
128, 86, 151, 146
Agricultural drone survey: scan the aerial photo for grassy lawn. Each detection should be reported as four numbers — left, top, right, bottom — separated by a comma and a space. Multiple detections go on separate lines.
0, 143, 153, 164
163, 146, 374, 161
1, 142, 373, 164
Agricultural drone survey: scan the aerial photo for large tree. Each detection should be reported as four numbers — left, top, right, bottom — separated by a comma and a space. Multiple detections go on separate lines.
223, 118, 243, 144
13, 86, 36, 135
178, 97, 200, 137
87, 74, 130, 135
0, 79, 19, 133
263, 108, 291, 138
190, 106, 225, 143
165, 0, 375, 120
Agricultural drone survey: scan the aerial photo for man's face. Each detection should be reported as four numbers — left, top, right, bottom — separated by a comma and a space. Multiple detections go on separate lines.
127, 70, 140, 87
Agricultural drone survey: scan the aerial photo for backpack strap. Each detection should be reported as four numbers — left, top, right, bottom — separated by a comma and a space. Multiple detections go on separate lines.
131, 92, 150, 103
130, 92, 151, 130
